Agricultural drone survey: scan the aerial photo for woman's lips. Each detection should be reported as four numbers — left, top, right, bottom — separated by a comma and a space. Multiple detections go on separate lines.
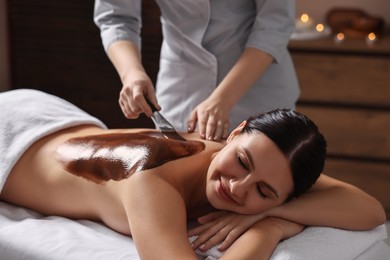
217, 179, 236, 204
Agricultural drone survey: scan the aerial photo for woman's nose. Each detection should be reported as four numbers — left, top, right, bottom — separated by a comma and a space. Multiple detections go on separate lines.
229, 177, 250, 198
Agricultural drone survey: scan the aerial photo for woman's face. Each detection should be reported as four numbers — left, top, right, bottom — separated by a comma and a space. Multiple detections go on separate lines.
206, 131, 294, 215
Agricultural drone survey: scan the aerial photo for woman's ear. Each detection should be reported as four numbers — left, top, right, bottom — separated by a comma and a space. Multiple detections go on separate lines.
227, 121, 247, 142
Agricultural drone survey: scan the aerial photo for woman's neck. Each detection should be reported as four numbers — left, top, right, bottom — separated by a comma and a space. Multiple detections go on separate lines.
182, 151, 219, 220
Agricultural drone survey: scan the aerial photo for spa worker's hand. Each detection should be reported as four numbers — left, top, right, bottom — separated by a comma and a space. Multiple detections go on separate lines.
187, 95, 230, 141
107, 40, 161, 119
188, 211, 266, 252
187, 48, 274, 141
119, 70, 160, 119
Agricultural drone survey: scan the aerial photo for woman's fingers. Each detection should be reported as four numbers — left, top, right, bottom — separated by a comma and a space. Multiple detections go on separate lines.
190, 221, 227, 250
216, 227, 243, 251
191, 222, 246, 252
197, 211, 226, 224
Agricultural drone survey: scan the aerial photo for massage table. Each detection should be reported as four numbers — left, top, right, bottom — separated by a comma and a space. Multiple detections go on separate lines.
0, 201, 389, 260
0, 89, 389, 258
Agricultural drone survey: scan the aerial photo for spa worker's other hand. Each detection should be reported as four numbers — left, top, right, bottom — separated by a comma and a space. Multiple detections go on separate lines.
119, 69, 160, 119
188, 211, 265, 252
187, 96, 230, 141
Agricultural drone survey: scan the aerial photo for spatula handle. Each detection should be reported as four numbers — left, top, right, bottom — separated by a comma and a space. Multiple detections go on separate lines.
145, 98, 158, 112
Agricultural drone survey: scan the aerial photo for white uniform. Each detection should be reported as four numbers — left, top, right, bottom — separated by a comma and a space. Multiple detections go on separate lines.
94, 0, 300, 131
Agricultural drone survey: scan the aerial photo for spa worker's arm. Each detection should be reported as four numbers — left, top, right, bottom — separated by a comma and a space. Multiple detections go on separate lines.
94, 0, 160, 119
188, 48, 273, 141
187, 0, 296, 141
189, 174, 386, 251
107, 41, 159, 118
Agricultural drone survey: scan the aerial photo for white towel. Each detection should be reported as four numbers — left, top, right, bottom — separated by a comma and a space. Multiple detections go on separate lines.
271, 225, 388, 260
0, 202, 388, 260
0, 89, 106, 193
190, 224, 388, 260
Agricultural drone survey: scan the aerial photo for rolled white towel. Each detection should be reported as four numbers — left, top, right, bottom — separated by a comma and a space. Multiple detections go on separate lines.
189, 224, 388, 260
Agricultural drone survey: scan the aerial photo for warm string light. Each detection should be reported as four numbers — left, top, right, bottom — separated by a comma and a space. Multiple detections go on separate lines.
316, 23, 325, 32
366, 32, 377, 45
296, 13, 378, 46
301, 13, 309, 23
295, 13, 314, 33
295, 13, 329, 36
334, 32, 345, 43
334, 31, 378, 46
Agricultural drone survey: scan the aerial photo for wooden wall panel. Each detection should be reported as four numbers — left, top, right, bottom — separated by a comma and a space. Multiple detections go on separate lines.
0, 0, 10, 91
291, 34, 390, 218
325, 159, 390, 218
297, 106, 390, 160
293, 53, 390, 108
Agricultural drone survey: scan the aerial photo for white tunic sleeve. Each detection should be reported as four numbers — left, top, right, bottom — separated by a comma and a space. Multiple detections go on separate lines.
246, 0, 296, 63
93, 0, 142, 51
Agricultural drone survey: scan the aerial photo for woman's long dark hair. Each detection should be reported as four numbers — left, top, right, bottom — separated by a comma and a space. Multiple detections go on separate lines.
242, 109, 327, 198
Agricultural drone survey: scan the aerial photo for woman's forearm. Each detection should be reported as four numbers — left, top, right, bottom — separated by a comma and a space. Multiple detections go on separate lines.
221, 217, 304, 260
221, 218, 282, 260
269, 175, 386, 230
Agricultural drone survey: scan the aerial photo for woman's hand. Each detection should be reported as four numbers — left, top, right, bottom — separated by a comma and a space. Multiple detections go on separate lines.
188, 211, 265, 252
119, 70, 160, 119
260, 217, 306, 241
187, 96, 230, 141
220, 217, 305, 260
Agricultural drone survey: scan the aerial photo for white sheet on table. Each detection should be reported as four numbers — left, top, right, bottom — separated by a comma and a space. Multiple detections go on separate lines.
0, 202, 387, 260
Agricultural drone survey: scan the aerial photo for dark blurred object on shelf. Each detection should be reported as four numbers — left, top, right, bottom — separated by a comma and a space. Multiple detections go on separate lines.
326, 8, 385, 38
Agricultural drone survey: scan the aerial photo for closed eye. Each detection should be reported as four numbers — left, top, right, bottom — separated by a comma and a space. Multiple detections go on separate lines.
237, 154, 248, 170
257, 184, 268, 199
257, 182, 279, 199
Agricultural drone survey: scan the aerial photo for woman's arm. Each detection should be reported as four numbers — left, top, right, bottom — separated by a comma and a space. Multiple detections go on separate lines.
221, 217, 304, 260
189, 174, 386, 251
269, 174, 386, 230
124, 173, 198, 260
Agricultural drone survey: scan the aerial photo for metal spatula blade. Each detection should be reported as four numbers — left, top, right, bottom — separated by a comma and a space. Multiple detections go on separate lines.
146, 98, 186, 141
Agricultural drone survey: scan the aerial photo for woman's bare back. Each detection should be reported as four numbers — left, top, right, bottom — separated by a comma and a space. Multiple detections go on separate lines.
1, 126, 118, 222
0, 125, 222, 234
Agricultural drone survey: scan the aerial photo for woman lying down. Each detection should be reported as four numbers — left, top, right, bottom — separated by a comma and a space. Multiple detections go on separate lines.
0, 89, 385, 259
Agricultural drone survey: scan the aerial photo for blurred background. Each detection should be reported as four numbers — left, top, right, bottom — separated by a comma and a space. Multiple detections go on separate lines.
297, 0, 389, 25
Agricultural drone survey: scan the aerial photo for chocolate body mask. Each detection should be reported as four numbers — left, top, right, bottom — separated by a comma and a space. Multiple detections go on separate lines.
55, 131, 205, 183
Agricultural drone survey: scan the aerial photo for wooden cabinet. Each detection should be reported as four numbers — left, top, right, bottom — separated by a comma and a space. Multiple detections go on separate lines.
289, 34, 390, 217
